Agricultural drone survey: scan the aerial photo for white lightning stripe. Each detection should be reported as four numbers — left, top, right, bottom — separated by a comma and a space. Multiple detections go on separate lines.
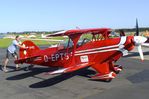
34, 59, 42, 61
119, 36, 127, 45
75, 36, 127, 54
75, 48, 119, 56
50, 68, 67, 74
75, 45, 118, 54
75, 36, 127, 56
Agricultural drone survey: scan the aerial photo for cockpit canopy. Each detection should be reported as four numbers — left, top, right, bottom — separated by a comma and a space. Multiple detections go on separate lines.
49, 28, 120, 50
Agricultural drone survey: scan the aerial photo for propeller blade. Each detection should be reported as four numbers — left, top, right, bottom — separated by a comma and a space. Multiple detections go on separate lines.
136, 18, 139, 36
145, 37, 149, 43
142, 43, 149, 47
137, 45, 144, 61
119, 30, 125, 36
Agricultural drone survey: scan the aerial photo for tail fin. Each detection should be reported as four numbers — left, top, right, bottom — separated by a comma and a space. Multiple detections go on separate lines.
19, 40, 40, 59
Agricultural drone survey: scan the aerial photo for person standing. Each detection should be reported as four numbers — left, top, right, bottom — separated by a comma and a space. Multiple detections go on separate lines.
1, 35, 27, 72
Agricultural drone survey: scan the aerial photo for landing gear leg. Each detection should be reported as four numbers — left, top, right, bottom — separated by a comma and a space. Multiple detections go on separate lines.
109, 61, 123, 74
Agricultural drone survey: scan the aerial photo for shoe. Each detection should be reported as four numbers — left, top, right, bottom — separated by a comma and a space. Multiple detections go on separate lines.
1, 66, 8, 73
4, 69, 8, 73
15, 66, 21, 70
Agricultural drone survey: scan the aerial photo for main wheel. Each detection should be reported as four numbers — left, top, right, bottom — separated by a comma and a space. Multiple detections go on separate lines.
114, 65, 123, 74
24, 65, 34, 71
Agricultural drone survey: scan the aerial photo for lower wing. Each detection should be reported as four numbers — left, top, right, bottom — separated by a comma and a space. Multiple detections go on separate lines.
48, 62, 94, 75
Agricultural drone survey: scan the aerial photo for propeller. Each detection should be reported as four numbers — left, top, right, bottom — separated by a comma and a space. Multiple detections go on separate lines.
135, 18, 149, 47
133, 19, 147, 61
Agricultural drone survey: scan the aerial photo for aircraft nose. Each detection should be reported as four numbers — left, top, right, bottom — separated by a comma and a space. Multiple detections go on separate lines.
134, 36, 147, 45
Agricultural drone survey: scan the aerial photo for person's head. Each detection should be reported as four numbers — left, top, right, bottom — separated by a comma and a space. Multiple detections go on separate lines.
15, 35, 20, 41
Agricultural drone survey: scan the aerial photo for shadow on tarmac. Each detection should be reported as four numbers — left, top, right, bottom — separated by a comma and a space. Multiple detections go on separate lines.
29, 68, 96, 88
127, 70, 149, 84
6, 66, 58, 80
5, 66, 96, 88
124, 51, 149, 58
0, 65, 27, 73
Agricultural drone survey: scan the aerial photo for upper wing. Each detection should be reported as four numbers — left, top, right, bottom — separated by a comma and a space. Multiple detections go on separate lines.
47, 62, 95, 75
46, 28, 111, 37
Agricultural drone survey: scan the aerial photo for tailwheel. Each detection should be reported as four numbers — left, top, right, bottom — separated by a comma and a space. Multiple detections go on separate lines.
25, 65, 34, 71
114, 65, 123, 74
104, 78, 112, 82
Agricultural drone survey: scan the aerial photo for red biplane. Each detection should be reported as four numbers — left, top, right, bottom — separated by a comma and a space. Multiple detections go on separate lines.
15, 22, 149, 82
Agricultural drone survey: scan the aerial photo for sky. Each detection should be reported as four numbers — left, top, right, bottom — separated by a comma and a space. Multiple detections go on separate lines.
0, 0, 149, 33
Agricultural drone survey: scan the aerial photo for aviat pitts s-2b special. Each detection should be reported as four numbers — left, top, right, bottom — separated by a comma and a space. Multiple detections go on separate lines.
15, 21, 149, 82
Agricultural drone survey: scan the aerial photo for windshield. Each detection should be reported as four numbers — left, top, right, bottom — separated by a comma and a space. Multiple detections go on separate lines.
109, 31, 119, 38
77, 34, 92, 47
56, 33, 102, 50
57, 34, 92, 49
58, 38, 73, 49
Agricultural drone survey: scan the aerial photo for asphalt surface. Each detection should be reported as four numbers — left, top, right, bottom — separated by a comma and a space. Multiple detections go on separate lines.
0, 47, 149, 99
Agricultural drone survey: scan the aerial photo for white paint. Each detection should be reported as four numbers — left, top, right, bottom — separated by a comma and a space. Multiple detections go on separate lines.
23, 50, 27, 55
50, 68, 67, 74
75, 45, 118, 54
119, 49, 128, 56
75, 48, 119, 56
80, 55, 89, 62
118, 36, 126, 45
44, 55, 48, 62
50, 53, 71, 61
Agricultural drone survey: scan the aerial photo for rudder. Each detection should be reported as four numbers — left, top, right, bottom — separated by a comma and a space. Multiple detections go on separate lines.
19, 40, 40, 59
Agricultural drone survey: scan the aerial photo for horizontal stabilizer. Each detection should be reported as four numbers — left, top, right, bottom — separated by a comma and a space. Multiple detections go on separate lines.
14, 56, 40, 64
